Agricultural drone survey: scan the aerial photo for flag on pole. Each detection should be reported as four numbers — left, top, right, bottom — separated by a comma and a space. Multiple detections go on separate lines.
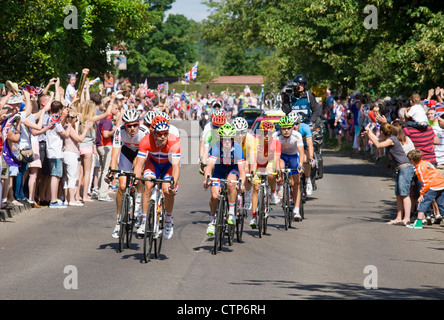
184, 61, 199, 82
191, 61, 198, 80
89, 77, 101, 86
157, 83, 165, 91
141, 79, 149, 95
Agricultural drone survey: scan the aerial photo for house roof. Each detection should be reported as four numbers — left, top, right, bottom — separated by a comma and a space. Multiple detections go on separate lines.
211, 76, 264, 85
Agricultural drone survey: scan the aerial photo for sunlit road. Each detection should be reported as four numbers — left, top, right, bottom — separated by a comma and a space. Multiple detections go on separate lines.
1, 121, 443, 302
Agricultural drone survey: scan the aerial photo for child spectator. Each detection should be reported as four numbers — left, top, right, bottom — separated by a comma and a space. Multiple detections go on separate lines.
46, 101, 71, 208
404, 94, 428, 128
406, 149, 444, 229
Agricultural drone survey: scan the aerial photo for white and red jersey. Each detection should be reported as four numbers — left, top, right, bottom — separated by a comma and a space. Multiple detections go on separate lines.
137, 133, 181, 165
113, 124, 149, 151
272, 130, 303, 156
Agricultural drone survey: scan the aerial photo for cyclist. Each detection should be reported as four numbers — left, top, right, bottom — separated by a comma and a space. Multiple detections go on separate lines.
231, 116, 254, 209
143, 110, 157, 131
133, 116, 181, 240
273, 116, 305, 221
199, 113, 227, 174
203, 123, 246, 236
281, 74, 322, 124
249, 121, 282, 228
288, 111, 315, 195
108, 109, 149, 239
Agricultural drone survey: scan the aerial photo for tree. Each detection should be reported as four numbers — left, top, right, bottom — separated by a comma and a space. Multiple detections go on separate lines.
0, 0, 153, 85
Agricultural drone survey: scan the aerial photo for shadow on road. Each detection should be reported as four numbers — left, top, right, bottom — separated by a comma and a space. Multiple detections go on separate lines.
229, 279, 444, 299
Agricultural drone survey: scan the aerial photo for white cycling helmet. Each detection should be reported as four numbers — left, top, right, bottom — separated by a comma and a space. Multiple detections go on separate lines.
212, 109, 225, 117
231, 117, 248, 133
288, 111, 302, 125
157, 111, 170, 121
122, 109, 140, 123
143, 110, 157, 125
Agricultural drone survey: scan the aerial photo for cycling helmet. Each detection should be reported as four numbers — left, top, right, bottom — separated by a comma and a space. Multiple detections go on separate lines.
143, 110, 157, 125
260, 121, 275, 132
288, 111, 302, 125
231, 117, 248, 133
122, 109, 140, 123
212, 109, 225, 117
157, 111, 170, 121
278, 116, 294, 128
151, 116, 170, 132
212, 114, 227, 127
218, 123, 236, 138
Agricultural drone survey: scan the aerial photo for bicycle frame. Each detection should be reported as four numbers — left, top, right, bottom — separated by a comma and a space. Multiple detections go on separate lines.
206, 176, 241, 255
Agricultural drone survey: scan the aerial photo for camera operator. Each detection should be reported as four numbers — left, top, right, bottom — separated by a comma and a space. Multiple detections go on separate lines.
281, 74, 322, 126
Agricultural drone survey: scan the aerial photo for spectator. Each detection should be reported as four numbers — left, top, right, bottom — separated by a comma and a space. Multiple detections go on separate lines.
407, 149, 444, 229
65, 73, 77, 106
365, 122, 415, 226
46, 101, 71, 209
96, 97, 119, 201
62, 105, 93, 206
77, 100, 111, 202
404, 94, 428, 128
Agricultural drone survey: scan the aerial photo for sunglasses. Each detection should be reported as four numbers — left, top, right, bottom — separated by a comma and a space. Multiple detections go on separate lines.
126, 123, 139, 129
154, 131, 168, 137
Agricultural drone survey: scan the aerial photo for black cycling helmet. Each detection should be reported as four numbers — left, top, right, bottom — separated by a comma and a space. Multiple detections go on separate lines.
294, 74, 307, 85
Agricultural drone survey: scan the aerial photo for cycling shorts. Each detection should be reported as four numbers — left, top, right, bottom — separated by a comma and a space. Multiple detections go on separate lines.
144, 158, 173, 180
280, 153, 300, 176
211, 164, 239, 187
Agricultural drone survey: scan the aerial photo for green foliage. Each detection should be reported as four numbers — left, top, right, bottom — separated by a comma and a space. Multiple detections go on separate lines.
0, 0, 153, 85
202, 0, 444, 97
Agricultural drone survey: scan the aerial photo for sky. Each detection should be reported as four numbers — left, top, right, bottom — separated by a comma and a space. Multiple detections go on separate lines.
166, 0, 211, 22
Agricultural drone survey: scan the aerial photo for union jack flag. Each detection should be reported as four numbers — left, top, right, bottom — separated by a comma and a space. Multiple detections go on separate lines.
157, 83, 165, 91
185, 61, 199, 82
140, 79, 149, 95
20, 84, 43, 95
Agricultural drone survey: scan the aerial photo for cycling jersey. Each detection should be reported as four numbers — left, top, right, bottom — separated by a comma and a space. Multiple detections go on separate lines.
209, 141, 244, 187
272, 130, 303, 156
137, 133, 181, 179
113, 124, 149, 171
298, 122, 312, 147
250, 135, 281, 168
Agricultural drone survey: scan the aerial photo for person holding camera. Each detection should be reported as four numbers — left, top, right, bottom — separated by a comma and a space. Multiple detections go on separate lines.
281, 74, 322, 125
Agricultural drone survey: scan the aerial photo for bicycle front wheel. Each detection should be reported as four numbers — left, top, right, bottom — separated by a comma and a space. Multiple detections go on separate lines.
143, 200, 155, 263
236, 193, 245, 243
213, 198, 225, 255
118, 193, 129, 253
155, 198, 165, 259
257, 188, 264, 238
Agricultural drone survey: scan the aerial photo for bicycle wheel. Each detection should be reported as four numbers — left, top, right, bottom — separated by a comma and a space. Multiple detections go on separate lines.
282, 181, 290, 231
236, 193, 245, 243
118, 193, 129, 253
227, 201, 234, 247
126, 193, 136, 248
155, 198, 165, 258
143, 200, 155, 263
257, 188, 264, 238
213, 197, 225, 255
263, 189, 269, 236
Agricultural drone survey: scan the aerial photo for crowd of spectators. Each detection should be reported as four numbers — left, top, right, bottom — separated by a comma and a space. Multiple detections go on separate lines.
324, 87, 444, 228
0, 77, 260, 210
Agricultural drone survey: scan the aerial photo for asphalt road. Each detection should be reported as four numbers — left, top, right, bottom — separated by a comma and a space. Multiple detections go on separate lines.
1, 121, 443, 303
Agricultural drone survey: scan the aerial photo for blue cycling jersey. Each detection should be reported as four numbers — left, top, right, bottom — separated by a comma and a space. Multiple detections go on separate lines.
298, 123, 312, 147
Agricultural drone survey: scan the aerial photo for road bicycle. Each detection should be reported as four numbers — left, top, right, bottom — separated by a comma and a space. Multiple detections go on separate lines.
109, 170, 137, 253
247, 171, 277, 238
206, 175, 242, 255
280, 167, 303, 230
137, 176, 174, 263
